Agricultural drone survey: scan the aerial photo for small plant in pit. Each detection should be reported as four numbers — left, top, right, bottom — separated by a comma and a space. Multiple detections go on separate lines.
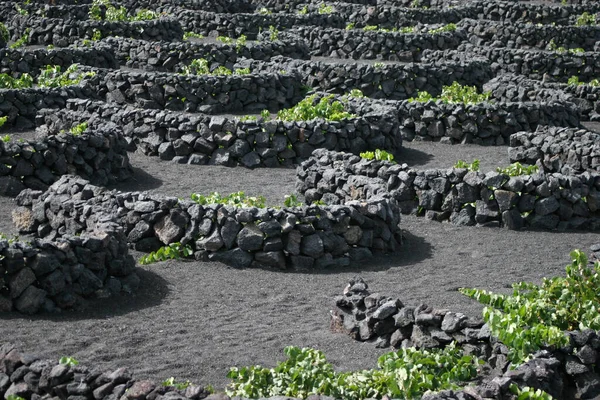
509, 385, 554, 400
547, 39, 585, 54
59, 356, 79, 366
410, 82, 492, 105
427, 23, 457, 34
139, 242, 194, 265
360, 149, 396, 163
89, 0, 159, 22
318, 3, 333, 14
0, 72, 33, 89
91, 29, 102, 41
298, 5, 308, 15
269, 25, 279, 41
283, 194, 303, 207
345, 22, 355, 30
227, 344, 481, 400
1, 135, 10, 142
275, 94, 355, 122
257, 7, 271, 15
183, 31, 204, 40
453, 159, 480, 171
575, 11, 596, 26
461, 249, 600, 365
162, 377, 192, 390
235, 34, 247, 52
239, 115, 257, 122
191, 191, 267, 208
0, 116, 7, 129
496, 162, 538, 177
37, 64, 96, 88
363, 25, 378, 31
6, 395, 26, 400
15, 4, 29, 15
260, 109, 271, 120
216, 35, 234, 45
567, 76, 600, 86
180, 59, 250, 76
9, 28, 30, 49
0, 23, 9, 43
62, 121, 88, 136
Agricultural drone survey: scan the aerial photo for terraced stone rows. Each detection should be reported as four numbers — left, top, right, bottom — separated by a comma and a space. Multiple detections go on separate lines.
0, 0, 600, 398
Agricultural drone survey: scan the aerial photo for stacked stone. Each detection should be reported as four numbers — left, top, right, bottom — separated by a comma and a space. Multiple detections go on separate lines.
423, 44, 600, 84
396, 98, 580, 145
459, 19, 600, 51
0, 45, 118, 76
0, 343, 211, 400
0, 124, 132, 197
40, 96, 400, 167
288, 26, 466, 62
297, 149, 600, 230
332, 277, 600, 399
238, 57, 493, 100
100, 67, 302, 114
0, 84, 101, 130
15, 175, 402, 272
509, 126, 600, 174
102, 36, 310, 73
472, 0, 600, 24
4, 16, 183, 47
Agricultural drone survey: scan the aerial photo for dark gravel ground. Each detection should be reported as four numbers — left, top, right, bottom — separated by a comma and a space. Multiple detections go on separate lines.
1, 138, 598, 391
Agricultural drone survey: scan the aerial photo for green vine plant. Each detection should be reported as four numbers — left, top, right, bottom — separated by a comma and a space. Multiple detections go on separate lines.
453, 159, 480, 171
226, 345, 481, 400
0, 116, 7, 129
460, 249, 600, 365
139, 242, 193, 265
318, 4, 334, 14
0, 72, 34, 89
9, 28, 30, 49
89, 0, 159, 21
547, 39, 585, 54
0, 23, 9, 43
274, 94, 356, 122
190, 191, 267, 208
409, 82, 492, 105
180, 59, 250, 76
59, 356, 79, 366
575, 11, 596, 26
59, 121, 88, 136
427, 23, 457, 34
496, 162, 538, 176
183, 31, 204, 40
509, 385, 554, 399
6, 395, 26, 400
37, 64, 96, 88
360, 149, 396, 163
567, 76, 600, 86
162, 377, 192, 390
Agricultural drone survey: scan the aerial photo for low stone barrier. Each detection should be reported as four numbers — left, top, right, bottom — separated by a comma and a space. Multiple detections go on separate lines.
5, 15, 183, 46
1, 177, 138, 313
237, 57, 493, 100
331, 276, 600, 400
459, 19, 600, 51
14, 175, 402, 271
287, 26, 466, 62
422, 45, 600, 84
396, 98, 580, 145
39, 96, 401, 167
509, 126, 600, 174
95, 67, 303, 114
0, 124, 132, 197
0, 45, 118, 75
102, 36, 310, 73
297, 149, 600, 230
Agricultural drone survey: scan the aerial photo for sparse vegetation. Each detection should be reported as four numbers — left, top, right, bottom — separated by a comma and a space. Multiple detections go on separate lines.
453, 159, 480, 171
139, 242, 194, 265
360, 149, 396, 163
496, 162, 539, 176
410, 82, 492, 105
275, 94, 355, 122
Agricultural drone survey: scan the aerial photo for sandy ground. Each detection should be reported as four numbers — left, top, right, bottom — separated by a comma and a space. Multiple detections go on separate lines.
1, 139, 598, 390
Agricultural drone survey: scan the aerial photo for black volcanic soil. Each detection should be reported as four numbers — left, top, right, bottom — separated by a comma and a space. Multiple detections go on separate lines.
1, 139, 598, 391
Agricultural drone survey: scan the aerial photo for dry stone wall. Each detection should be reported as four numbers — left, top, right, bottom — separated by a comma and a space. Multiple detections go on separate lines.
297, 149, 600, 231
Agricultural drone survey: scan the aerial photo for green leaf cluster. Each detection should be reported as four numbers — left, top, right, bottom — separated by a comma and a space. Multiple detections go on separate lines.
461, 250, 600, 364
59, 356, 79, 366
9, 28, 30, 49
139, 242, 194, 265
181, 59, 250, 76
360, 149, 396, 163
427, 23, 457, 34
0, 73, 33, 89
37, 64, 96, 88
276, 94, 355, 122
496, 162, 538, 176
360, 25, 414, 33
68, 122, 88, 136
567, 76, 600, 86
0, 116, 7, 129
283, 194, 303, 207
575, 12, 596, 26
410, 82, 492, 105
0, 23, 9, 43
162, 377, 192, 390
509, 384, 554, 399
227, 345, 480, 400
191, 191, 266, 208
453, 159, 480, 171
183, 31, 204, 40
89, 0, 158, 21
318, 4, 334, 14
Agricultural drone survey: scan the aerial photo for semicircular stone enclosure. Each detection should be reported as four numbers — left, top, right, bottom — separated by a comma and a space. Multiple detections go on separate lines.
1, 0, 600, 399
